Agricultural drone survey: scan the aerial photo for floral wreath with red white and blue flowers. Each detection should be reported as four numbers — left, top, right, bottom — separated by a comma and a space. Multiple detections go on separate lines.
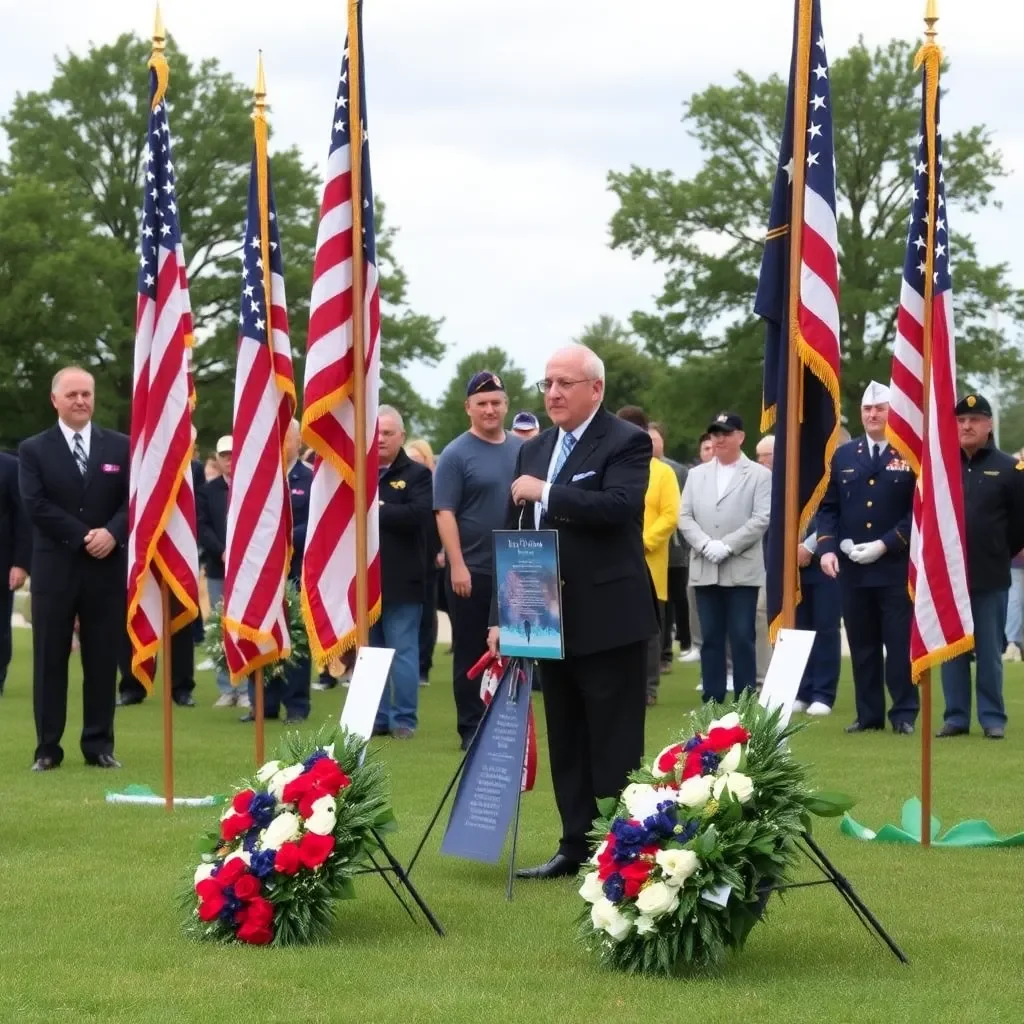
184, 727, 394, 946
577, 693, 852, 975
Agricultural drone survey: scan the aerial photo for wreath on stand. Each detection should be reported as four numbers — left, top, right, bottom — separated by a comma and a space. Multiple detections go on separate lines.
577, 693, 853, 975
183, 726, 394, 945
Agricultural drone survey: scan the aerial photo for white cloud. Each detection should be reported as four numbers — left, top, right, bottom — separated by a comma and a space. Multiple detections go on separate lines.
1, 0, 1021, 401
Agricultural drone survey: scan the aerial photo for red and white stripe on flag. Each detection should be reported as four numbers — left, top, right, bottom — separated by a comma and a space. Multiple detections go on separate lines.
887, 58, 973, 680
300, 42, 382, 667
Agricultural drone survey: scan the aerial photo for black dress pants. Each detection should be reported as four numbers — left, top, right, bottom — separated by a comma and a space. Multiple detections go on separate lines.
539, 640, 647, 862
444, 569, 491, 745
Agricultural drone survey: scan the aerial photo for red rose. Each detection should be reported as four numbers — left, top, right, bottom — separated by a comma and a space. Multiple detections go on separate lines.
232, 788, 256, 814
682, 750, 704, 781
234, 873, 261, 901
618, 857, 653, 898
198, 893, 226, 921
705, 725, 750, 752
237, 920, 273, 945
296, 791, 321, 819
196, 878, 222, 901
281, 773, 312, 806
217, 857, 249, 886
273, 842, 301, 876
246, 896, 274, 928
655, 743, 684, 776
309, 758, 349, 796
220, 813, 254, 843
298, 831, 335, 869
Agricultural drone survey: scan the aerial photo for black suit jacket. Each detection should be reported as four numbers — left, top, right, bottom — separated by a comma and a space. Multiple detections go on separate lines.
496, 406, 658, 657
379, 449, 434, 606
18, 424, 130, 593
288, 460, 313, 581
0, 452, 31, 573
196, 475, 229, 580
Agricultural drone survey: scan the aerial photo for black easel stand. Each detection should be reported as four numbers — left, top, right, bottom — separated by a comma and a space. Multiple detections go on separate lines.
406, 658, 531, 903
351, 827, 446, 936
767, 831, 909, 964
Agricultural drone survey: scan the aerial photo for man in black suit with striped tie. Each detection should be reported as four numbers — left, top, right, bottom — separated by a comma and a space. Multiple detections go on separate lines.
18, 367, 130, 771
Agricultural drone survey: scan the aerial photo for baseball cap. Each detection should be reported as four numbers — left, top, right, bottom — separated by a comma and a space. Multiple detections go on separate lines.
511, 411, 539, 431
466, 370, 505, 397
707, 411, 743, 434
216, 435, 233, 454
954, 393, 993, 417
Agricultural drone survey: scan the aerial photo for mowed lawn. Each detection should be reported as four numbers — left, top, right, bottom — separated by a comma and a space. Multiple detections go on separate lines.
1, 628, 1022, 1024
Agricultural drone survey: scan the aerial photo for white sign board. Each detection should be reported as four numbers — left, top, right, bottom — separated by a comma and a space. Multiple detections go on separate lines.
339, 646, 395, 742
758, 628, 816, 729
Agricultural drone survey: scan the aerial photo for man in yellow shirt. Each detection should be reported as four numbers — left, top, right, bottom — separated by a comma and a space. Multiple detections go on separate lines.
617, 407, 680, 705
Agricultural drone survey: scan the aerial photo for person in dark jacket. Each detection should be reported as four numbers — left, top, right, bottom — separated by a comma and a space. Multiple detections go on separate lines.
937, 394, 1024, 740
372, 406, 433, 739
0, 451, 31, 695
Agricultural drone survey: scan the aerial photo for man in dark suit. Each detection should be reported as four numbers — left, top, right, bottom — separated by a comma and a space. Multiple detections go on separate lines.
0, 450, 31, 695
372, 405, 434, 739
19, 367, 129, 770
487, 344, 658, 879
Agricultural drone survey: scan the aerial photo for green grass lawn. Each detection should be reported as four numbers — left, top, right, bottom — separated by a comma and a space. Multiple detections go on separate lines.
0, 630, 1021, 1023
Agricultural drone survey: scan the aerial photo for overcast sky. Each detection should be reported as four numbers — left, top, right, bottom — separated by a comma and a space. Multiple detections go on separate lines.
2, 0, 1021, 401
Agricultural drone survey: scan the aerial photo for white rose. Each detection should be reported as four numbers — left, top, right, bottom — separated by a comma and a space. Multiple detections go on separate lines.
635, 881, 680, 919
194, 862, 216, 886
256, 759, 282, 783
578, 871, 605, 904
305, 795, 337, 836
634, 914, 658, 936
713, 771, 755, 804
718, 743, 742, 774
268, 763, 304, 802
655, 848, 700, 887
590, 898, 632, 942
622, 783, 668, 822
224, 850, 251, 867
323, 744, 336, 760
261, 810, 301, 850
676, 774, 714, 809
708, 711, 740, 732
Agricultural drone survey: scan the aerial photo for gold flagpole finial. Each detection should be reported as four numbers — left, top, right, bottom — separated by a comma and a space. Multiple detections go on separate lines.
924, 0, 939, 41
153, 4, 166, 54
254, 50, 267, 116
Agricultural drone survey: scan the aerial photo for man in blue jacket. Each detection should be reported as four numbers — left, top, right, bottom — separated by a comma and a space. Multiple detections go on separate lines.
818, 381, 918, 735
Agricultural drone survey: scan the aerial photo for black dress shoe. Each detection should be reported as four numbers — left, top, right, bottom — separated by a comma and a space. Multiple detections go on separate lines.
515, 853, 581, 880
372, 725, 391, 737
31, 757, 59, 772
984, 726, 1005, 739
240, 712, 280, 723
87, 754, 122, 768
935, 724, 969, 738
117, 694, 146, 707
173, 694, 196, 707
893, 721, 915, 735
282, 715, 308, 725
845, 721, 884, 733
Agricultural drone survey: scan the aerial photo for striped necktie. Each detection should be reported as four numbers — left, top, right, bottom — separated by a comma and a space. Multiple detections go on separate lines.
552, 432, 577, 480
73, 432, 88, 476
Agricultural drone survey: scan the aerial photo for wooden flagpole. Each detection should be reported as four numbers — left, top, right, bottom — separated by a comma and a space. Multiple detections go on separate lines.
781, 0, 814, 630
160, 582, 174, 812
348, 0, 370, 648
917, 0, 941, 849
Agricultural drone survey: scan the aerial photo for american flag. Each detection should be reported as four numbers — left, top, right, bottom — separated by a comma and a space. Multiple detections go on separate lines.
887, 59, 974, 678
127, 54, 200, 690
221, 150, 296, 682
300, 11, 382, 666
756, 0, 842, 639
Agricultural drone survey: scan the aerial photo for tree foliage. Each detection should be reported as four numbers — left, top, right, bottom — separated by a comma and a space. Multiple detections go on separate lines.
608, 37, 1023, 430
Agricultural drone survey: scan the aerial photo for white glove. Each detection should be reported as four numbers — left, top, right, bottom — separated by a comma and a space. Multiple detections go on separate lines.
839, 539, 855, 556
849, 540, 887, 564
703, 540, 731, 564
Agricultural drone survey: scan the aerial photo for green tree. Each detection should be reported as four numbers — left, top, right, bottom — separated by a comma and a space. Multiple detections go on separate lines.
429, 347, 543, 451
608, 38, 1023, 427
1, 32, 443, 441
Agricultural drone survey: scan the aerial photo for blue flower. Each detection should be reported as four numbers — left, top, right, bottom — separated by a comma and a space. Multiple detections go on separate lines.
683, 735, 703, 752
242, 832, 260, 853
250, 849, 276, 879
674, 818, 700, 844
602, 873, 626, 903
303, 750, 330, 770
642, 801, 679, 841
611, 817, 653, 862
218, 887, 242, 923
700, 751, 721, 775
249, 792, 276, 828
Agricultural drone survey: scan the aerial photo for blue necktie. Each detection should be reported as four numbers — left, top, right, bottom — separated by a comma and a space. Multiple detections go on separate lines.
552, 432, 576, 480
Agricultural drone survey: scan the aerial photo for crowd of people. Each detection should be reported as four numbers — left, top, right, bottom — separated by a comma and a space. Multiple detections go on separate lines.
3, 355, 1022, 873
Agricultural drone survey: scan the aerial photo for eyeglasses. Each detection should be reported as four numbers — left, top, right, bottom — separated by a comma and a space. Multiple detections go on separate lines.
535, 377, 596, 394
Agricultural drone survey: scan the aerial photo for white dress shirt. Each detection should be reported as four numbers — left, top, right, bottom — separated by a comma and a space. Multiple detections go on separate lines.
714, 457, 739, 500
536, 407, 599, 529
58, 419, 92, 459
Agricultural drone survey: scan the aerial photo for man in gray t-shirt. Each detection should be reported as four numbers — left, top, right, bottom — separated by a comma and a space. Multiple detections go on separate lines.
434, 370, 523, 748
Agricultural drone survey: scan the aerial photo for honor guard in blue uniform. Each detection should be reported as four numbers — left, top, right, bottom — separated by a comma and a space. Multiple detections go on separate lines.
937, 394, 1024, 740
818, 381, 919, 734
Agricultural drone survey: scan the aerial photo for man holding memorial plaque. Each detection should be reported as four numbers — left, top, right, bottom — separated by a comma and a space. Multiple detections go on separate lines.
487, 344, 658, 880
